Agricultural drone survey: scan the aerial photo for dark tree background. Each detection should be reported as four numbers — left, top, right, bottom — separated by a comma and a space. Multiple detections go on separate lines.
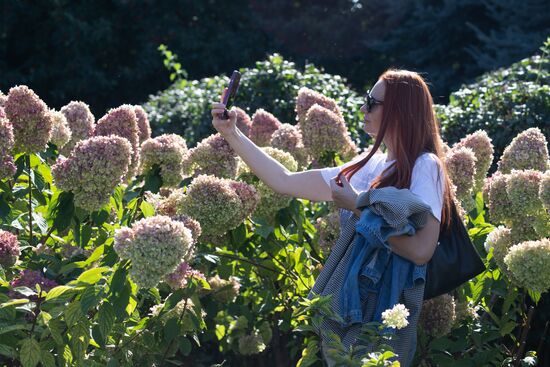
1, 0, 548, 116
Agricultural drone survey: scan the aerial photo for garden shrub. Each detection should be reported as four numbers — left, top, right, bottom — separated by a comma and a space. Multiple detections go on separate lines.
436, 38, 550, 172
144, 53, 365, 148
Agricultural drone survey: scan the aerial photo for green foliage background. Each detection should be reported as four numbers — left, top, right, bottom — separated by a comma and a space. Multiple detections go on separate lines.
1, 0, 548, 116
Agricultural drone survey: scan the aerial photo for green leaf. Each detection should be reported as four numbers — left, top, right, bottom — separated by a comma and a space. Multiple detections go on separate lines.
97, 302, 116, 340
0, 298, 29, 308
500, 321, 517, 336
65, 301, 84, 327
40, 349, 57, 367
47, 319, 65, 346
0, 343, 17, 358
527, 289, 541, 304
296, 340, 320, 367
45, 285, 80, 302
230, 223, 247, 246
49, 191, 75, 232
83, 244, 104, 266
0, 323, 31, 335
179, 338, 192, 356
20, 338, 41, 367
75, 267, 110, 285
80, 286, 102, 313
254, 218, 274, 239
91, 209, 110, 226
164, 317, 180, 342
80, 224, 93, 247
140, 200, 155, 217
215, 324, 225, 340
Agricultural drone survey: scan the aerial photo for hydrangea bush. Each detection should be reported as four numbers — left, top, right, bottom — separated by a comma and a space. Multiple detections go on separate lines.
0, 69, 547, 367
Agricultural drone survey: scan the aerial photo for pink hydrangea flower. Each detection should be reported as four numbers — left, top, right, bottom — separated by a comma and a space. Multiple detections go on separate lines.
9, 269, 58, 301
445, 146, 476, 209
94, 104, 140, 179
171, 214, 202, 245
453, 130, 494, 193
419, 294, 456, 337
52, 136, 132, 211
486, 172, 513, 225
270, 123, 309, 168
497, 128, 550, 174
237, 147, 297, 221
134, 105, 152, 144
301, 104, 357, 161
114, 215, 194, 288
164, 262, 206, 290
505, 238, 550, 293
0, 116, 16, 179
0, 230, 20, 268
249, 109, 282, 146
207, 274, 241, 303
140, 134, 188, 187
174, 174, 258, 239
295, 87, 342, 125
183, 133, 238, 179
234, 107, 252, 137
48, 110, 72, 148
60, 101, 95, 154
4, 85, 53, 154
506, 170, 544, 215
227, 180, 261, 225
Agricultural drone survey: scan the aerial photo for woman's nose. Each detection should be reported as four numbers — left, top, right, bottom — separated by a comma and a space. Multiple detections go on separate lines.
360, 104, 367, 114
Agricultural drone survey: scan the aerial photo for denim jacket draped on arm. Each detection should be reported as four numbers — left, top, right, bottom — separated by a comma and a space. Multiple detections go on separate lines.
338, 187, 433, 329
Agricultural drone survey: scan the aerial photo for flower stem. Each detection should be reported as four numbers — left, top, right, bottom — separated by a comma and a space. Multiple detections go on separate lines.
27, 155, 33, 245
513, 305, 535, 367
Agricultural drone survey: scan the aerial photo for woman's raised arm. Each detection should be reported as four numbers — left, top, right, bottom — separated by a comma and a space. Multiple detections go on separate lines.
211, 102, 333, 202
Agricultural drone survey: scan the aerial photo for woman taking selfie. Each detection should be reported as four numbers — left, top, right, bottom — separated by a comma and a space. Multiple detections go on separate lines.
211, 69, 454, 366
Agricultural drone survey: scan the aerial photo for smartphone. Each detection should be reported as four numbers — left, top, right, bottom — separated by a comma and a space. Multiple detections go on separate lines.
221, 70, 241, 119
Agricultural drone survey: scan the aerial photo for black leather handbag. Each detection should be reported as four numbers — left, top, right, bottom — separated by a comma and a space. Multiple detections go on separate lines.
423, 201, 486, 300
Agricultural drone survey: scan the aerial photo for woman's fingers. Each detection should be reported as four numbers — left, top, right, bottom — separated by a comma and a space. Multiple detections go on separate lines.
211, 108, 226, 117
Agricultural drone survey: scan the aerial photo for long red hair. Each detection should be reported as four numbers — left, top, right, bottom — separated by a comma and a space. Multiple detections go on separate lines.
337, 69, 453, 230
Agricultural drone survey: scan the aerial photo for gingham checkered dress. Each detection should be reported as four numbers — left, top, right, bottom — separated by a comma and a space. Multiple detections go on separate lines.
308, 189, 429, 367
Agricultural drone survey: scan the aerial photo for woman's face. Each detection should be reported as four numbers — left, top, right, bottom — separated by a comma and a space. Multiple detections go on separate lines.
360, 79, 385, 138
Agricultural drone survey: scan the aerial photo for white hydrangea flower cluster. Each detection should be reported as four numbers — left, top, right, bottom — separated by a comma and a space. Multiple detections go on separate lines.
504, 238, 550, 293
381, 303, 410, 330
482, 128, 550, 249
207, 274, 241, 303
238, 332, 266, 355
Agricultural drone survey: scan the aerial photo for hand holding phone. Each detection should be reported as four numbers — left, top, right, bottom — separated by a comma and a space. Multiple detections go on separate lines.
221, 70, 241, 119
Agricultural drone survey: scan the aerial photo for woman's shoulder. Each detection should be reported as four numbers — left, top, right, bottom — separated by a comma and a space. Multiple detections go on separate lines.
415, 152, 443, 168
413, 152, 444, 179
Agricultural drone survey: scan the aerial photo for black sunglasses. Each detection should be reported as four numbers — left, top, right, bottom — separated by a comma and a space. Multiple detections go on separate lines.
364, 90, 384, 113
